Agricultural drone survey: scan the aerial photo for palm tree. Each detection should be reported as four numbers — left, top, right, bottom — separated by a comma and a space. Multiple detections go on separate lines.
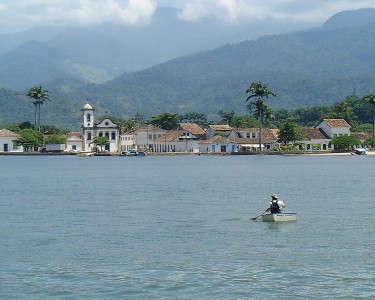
246, 82, 276, 151
362, 94, 375, 148
27, 85, 50, 131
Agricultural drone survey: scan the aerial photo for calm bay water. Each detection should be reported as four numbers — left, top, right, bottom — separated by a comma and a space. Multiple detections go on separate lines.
1, 154, 374, 299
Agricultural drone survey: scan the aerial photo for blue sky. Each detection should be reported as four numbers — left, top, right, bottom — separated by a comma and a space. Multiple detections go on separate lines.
1, 0, 375, 33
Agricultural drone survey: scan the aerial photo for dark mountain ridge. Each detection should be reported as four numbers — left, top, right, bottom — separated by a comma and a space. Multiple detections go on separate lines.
1, 8, 375, 129
0, 6, 320, 90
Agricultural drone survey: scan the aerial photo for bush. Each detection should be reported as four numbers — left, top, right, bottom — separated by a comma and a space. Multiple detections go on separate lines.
45, 134, 67, 144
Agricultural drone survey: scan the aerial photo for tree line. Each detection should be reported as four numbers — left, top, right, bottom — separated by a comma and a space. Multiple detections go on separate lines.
3, 83, 375, 151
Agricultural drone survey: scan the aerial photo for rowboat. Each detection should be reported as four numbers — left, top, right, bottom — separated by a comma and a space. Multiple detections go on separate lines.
77, 151, 94, 157
261, 212, 297, 222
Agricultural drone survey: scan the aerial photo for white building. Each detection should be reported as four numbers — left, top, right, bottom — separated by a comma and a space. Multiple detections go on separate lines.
298, 127, 332, 150
154, 130, 201, 152
316, 119, 351, 138
81, 103, 120, 153
66, 132, 83, 152
120, 125, 166, 152
0, 128, 23, 152
232, 128, 278, 151
205, 125, 232, 139
199, 135, 237, 153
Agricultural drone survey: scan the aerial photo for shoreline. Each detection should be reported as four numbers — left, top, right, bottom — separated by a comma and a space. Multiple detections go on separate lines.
1, 150, 373, 156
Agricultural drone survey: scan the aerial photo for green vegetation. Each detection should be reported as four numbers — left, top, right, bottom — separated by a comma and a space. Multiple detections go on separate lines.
362, 94, 375, 147
149, 113, 179, 130
13, 129, 43, 151
245, 81, 276, 148
330, 135, 361, 151
26, 85, 50, 132
44, 134, 67, 145
91, 136, 109, 152
277, 118, 304, 145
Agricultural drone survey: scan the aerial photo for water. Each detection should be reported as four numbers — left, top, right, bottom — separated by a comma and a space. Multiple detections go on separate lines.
1, 155, 374, 299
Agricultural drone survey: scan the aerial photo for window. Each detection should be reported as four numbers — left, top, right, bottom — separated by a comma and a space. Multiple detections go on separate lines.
105, 132, 109, 139
252, 133, 256, 138
87, 114, 91, 122
99, 132, 103, 137
149, 134, 153, 140
87, 132, 92, 140
111, 132, 116, 140
246, 133, 250, 138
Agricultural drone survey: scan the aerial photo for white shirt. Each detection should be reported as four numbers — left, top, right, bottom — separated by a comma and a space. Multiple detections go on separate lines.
269, 199, 285, 210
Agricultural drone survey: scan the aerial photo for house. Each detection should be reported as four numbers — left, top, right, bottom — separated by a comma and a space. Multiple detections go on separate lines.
0, 128, 23, 152
351, 132, 372, 148
179, 123, 206, 139
316, 119, 351, 138
299, 127, 331, 150
81, 103, 120, 153
153, 130, 197, 152
232, 128, 278, 151
199, 135, 237, 153
66, 132, 83, 152
205, 125, 233, 139
120, 125, 166, 152
153, 123, 205, 152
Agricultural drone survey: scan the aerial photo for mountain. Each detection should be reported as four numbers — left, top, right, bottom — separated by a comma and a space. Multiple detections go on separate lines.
70, 14, 375, 119
1, 8, 375, 129
0, 6, 317, 90
0, 41, 79, 90
323, 8, 375, 29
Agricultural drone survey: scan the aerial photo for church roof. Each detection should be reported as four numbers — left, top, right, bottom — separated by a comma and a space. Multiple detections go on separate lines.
81, 103, 94, 110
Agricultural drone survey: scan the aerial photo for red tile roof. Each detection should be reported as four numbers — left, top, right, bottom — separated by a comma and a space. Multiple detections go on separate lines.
301, 128, 329, 140
208, 125, 233, 131
0, 128, 18, 137
179, 123, 205, 136
199, 135, 236, 144
321, 119, 351, 128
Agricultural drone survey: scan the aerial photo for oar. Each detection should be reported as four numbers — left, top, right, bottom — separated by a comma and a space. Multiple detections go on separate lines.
250, 209, 268, 221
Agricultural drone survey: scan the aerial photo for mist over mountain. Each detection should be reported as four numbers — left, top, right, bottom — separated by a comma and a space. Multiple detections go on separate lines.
1, 8, 375, 129
0, 6, 314, 90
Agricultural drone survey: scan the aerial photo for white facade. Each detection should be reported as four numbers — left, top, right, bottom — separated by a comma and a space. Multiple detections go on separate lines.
154, 130, 201, 152
66, 132, 83, 152
0, 129, 23, 152
120, 125, 166, 152
316, 119, 351, 138
205, 125, 233, 139
81, 103, 120, 153
199, 136, 237, 153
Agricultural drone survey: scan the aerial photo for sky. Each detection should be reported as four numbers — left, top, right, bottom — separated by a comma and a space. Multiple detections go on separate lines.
1, 0, 375, 34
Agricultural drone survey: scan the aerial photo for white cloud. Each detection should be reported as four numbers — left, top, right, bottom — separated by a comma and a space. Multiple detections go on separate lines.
0, 0, 157, 32
178, 0, 375, 24
1, 0, 375, 33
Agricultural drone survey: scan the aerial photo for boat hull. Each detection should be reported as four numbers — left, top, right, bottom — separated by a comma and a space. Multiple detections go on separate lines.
262, 213, 297, 222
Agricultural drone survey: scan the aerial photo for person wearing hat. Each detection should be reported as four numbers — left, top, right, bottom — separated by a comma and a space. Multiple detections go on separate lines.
266, 194, 285, 214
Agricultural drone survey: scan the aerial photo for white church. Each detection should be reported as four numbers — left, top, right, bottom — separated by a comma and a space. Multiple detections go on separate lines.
81, 103, 120, 153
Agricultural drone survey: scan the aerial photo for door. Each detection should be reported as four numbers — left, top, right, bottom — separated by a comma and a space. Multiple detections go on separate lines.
4, 143, 8, 152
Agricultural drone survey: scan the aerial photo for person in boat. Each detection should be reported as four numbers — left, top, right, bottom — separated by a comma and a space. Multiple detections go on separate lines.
266, 194, 285, 214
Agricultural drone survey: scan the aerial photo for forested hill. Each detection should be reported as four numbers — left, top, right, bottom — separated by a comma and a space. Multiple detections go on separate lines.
2, 9, 375, 128
75, 17, 375, 119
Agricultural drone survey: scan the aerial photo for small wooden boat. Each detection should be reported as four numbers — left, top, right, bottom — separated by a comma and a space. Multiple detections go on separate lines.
262, 212, 297, 222
77, 151, 94, 157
